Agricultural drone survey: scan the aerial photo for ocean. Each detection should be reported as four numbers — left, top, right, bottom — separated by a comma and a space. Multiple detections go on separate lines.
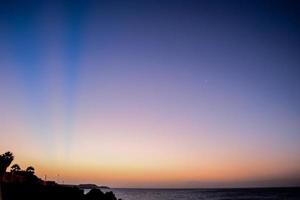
95, 188, 300, 200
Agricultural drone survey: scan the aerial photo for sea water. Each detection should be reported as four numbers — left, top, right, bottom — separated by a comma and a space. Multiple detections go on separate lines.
87, 187, 300, 200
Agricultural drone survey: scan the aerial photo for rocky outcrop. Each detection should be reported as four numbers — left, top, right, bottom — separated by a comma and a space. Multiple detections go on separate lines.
2, 183, 120, 200
85, 189, 118, 200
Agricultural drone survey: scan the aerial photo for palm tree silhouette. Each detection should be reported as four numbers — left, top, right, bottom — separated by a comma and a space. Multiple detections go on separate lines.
0, 152, 14, 176
26, 166, 35, 175
10, 164, 21, 173
0, 151, 14, 200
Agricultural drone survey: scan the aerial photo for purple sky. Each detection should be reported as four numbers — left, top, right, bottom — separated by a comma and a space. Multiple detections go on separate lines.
0, 0, 300, 187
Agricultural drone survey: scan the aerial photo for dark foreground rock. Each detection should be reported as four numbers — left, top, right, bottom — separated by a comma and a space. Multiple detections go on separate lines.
2, 182, 120, 200
85, 189, 117, 200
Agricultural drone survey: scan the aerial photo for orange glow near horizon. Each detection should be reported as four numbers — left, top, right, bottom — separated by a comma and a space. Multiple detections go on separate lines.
2, 110, 300, 187
3, 141, 300, 188
2, 111, 300, 187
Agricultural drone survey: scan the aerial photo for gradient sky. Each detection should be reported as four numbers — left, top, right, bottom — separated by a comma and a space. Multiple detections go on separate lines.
0, 0, 300, 188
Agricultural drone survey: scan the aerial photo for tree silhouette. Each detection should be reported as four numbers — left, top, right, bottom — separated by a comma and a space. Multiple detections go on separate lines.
10, 164, 21, 173
26, 166, 35, 175
0, 151, 14, 200
0, 151, 14, 176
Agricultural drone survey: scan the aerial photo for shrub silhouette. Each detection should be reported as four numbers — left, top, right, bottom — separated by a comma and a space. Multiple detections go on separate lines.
10, 164, 21, 173
26, 166, 35, 175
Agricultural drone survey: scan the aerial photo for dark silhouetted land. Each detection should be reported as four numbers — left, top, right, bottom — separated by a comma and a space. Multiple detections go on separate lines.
0, 151, 120, 200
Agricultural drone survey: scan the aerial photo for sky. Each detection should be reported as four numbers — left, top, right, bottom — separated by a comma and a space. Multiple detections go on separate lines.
0, 0, 300, 188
